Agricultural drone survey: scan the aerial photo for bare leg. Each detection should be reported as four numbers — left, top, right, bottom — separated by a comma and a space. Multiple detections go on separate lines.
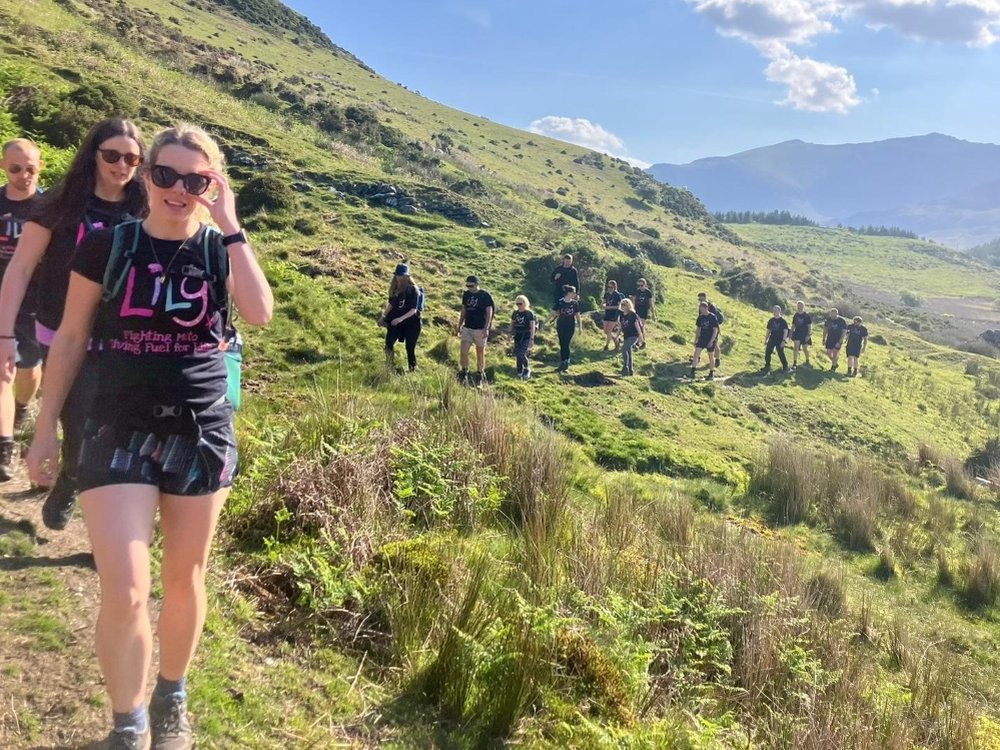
81, 484, 160, 713
475, 344, 486, 373
459, 338, 471, 371
0, 380, 13, 436
14, 364, 41, 409
157, 489, 229, 680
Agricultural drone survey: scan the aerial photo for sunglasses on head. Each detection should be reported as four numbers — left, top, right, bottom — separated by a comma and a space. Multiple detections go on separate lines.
98, 149, 143, 167
150, 164, 212, 196
7, 165, 39, 175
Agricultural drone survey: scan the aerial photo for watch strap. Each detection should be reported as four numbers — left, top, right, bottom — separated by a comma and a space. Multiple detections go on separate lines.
221, 229, 247, 247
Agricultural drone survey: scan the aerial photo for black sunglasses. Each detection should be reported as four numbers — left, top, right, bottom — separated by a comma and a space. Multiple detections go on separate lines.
150, 165, 212, 196
98, 149, 143, 167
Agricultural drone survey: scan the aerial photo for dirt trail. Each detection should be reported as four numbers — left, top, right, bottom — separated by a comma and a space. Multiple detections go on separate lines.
0, 465, 107, 750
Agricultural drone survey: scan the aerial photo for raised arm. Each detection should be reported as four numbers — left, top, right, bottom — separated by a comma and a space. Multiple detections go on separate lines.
198, 169, 272, 327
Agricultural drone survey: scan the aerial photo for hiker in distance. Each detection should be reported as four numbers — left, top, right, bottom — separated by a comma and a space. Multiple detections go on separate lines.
823, 307, 848, 371
790, 300, 812, 369
0, 138, 45, 480
380, 263, 421, 372
618, 297, 645, 376
761, 305, 789, 374
510, 294, 536, 380
457, 274, 494, 386
696, 291, 723, 369
631, 277, 655, 348
845, 315, 869, 377
602, 279, 624, 351
546, 284, 582, 373
27, 124, 273, 750
0, 118, 148, 531
550, 253, 579, 308
690, 301, 719, 380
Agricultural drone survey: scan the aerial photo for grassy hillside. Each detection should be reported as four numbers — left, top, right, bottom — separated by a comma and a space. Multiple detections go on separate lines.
4, 1, 1000, 748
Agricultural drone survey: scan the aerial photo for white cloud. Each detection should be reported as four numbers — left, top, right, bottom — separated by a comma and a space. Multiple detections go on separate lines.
765, 52, 860, 113
528, 116, 651, 167
686, 0, 1000, 113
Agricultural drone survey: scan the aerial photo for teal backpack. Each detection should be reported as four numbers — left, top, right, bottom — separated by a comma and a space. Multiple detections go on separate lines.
101, 220, 243, 409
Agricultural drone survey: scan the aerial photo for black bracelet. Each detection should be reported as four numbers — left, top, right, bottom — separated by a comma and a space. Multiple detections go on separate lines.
0, 335, 15, 340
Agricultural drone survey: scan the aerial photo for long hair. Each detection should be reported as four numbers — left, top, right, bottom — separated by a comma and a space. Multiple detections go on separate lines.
389, 274, 416, 298
35, 118, 147, 232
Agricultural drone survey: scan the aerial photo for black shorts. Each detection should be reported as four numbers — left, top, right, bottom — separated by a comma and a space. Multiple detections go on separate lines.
603, 310, 620, 322
824, 337, 842, 351
846, 344, 863, 357
76, 398, 238, 496
696, 335, 716, 350
14, 310, 41, 369
791, 333, 811, 345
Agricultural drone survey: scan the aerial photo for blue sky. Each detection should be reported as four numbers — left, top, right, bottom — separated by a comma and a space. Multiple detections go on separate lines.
284, 1, 1000, 165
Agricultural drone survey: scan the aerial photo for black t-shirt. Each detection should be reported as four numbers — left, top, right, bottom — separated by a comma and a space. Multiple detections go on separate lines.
389, 285, 418, 321
824, 316, 848, 340
556, 298, 580, 321
621, 311, 641, 337
633, 289, 653, 317
461, 289, 494, 330
73, 225, 227, 409
31, 195, 134, 331
696, 313, 719, 333
767, 317, 789, 341
0, 187, 39, 273
604, 290, 624, 308
792, 311, 812, 335
511, 309, 535, 334
847, 324, 868, 348
551, 265, 579, 294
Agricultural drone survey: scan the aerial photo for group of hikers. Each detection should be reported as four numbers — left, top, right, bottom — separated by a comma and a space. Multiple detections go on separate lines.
0, 115, 874, 750
0, 120, 272, 750
380, 252, 870, 383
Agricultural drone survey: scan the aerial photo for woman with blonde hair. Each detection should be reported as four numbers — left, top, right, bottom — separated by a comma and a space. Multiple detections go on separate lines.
510, 294, 536, 379
602, 279, 624, 350
28, 123, 273, 750
618, 298, 645, 376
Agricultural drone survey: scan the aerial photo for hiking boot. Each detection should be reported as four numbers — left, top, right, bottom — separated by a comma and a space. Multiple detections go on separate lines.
105, 728, 151, 750
150, 693, 193, 750
523, 368, 531, 380
0, 440, 16, 482
706, 370, 715, 381
689, 367, 696, 378
13, 403, 28, 431
42, 472, 77, 531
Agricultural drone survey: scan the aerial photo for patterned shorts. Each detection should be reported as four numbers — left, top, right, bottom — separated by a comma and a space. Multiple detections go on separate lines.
76, 399, 238, 496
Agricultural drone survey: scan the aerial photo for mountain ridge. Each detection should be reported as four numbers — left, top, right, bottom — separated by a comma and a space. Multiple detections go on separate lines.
648, 133, 1000, 248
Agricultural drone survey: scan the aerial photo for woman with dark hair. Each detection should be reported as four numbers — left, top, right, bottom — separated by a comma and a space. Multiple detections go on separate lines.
380, 263, 421, 371
27, 123, 272, 750
0, 117, 147, 531
602, 279, 624, 351
546, 285, 582, 373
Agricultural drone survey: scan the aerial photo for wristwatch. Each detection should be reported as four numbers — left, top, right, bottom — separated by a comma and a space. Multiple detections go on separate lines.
221, 229, 248, 247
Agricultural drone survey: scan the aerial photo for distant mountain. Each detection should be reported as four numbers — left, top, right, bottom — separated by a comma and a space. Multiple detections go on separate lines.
647, 134, 1000, 248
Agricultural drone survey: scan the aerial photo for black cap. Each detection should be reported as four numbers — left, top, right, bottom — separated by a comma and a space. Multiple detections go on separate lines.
466, 275, 479, 284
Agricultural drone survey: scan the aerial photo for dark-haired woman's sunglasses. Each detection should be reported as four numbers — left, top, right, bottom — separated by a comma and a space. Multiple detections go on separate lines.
150, 165, 212, 196
98, 149, 143, 167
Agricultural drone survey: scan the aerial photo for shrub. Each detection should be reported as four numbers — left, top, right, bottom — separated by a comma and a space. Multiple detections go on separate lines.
805, 570, 846, 617
669, 333, 686, 345
239, 174, 298, 214
750, 438, 816, 523
543, 197, 559, 209
962, 540, 1000, 608
899, 290, 924, 307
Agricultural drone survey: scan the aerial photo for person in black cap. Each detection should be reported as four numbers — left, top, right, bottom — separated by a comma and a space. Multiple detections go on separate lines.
550, 253, 579, 309
380, 262, 421, 372
457, 275, 494, 385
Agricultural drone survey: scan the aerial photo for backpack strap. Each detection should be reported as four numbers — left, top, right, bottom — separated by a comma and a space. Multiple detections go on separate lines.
101, 220, 143, 303
199, 225, 232, 330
